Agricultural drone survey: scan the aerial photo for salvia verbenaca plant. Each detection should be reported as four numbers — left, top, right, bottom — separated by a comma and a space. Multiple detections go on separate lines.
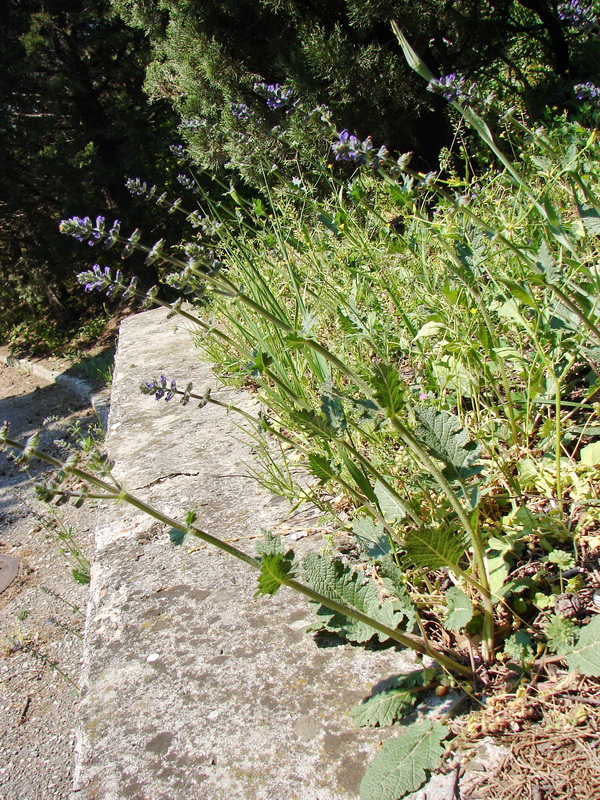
7, 22, 600, 800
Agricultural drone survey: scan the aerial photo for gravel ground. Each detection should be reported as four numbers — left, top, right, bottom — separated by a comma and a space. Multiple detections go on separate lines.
0, 351, 101, 800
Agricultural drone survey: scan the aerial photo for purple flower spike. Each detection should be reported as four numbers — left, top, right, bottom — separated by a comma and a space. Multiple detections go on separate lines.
231, 102, 250, 120
574, 81, 600, 102
332, 129, 377, 165
140, 376, 179, 402
558, 1, 598, 32
427, 73, 474, 105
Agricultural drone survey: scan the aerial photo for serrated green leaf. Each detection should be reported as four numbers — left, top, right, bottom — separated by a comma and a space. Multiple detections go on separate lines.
353, 516, 391, 559
377, 557, 418, 630
255, 530, 286, 557
308, 453, 338, 484
169, 528, 188, 546
255, 552, 296, 596
374, 479, 406, 522
414, 405, 483, 482
444, 586, 473, 632
545, 614, 577, 655
72, 568, 90, 585
289, 408, 337, 439
359, 720, 448, 800
403, 524, 467, 571
535, 241, 561, 284
350, 672, 427, 727
370, 363, 406, 416
504, 631, 534, 667
565, 616, 600, 676
351, 688, 416, 728
303, 553, 405, 642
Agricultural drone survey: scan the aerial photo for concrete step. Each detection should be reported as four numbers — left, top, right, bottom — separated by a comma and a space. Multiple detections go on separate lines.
71, 308, 423, 800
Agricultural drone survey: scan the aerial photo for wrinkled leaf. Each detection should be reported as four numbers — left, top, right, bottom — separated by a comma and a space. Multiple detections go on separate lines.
504, 631, 534, 667
403, 524, 467, 572
374, 479, 406, 522
565, 616, 600, 676
359, 719, 448, 800
350, 672, 428, 728
321, 391, 347, 434
353, 516, 391, 559
255, 530, 286, 557
370, 363, 406, 416
303, 553, 405, 642
255, 552, 296, 596
414, 405, 483, 482
444, 586, 473, 632
377, 557, 418, 630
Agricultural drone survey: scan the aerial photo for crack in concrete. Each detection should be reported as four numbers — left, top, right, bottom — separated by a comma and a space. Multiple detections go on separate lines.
134, 471, 202, 490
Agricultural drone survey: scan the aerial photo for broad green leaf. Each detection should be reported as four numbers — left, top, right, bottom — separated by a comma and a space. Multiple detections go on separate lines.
487, 552, 510, 601
359, 719, 448, 800
565, 615, 600, 676
378, 557, 418, 630
414, 405, 483, 482
353, 516, 391, 559
370, 362, 406, 416
444, 586, 473, 632
350, 672, 427, 727
403, 524, 467, 572
303, 553, 405, 642
413, 320, 444, 340
580, 441, 600, 466
499, 279, 537, 308
255, 530, 286, 557
255, 552, 296, 596
350, 688, 416, 728
374, 479, 406, 522
496, 298, 523, 325
432, 357, 475, 397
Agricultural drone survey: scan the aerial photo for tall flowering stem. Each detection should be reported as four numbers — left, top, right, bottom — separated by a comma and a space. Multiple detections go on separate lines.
0, 424, 472, 678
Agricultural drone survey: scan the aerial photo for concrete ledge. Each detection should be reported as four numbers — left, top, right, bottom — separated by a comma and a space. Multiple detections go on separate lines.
71, 308, 424, 800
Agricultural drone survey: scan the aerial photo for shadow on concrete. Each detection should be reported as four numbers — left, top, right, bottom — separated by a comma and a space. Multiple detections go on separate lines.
0, 379, 91, 524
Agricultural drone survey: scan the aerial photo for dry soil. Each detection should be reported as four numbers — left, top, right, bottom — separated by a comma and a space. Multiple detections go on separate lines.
0, 350, 99, 800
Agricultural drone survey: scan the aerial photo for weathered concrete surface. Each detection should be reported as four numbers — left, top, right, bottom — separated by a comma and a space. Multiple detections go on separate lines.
71, 308, 422, 800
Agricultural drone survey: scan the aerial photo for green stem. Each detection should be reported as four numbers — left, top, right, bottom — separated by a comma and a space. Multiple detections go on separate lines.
1, 433, 472, 679
388, 416, 495, 660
